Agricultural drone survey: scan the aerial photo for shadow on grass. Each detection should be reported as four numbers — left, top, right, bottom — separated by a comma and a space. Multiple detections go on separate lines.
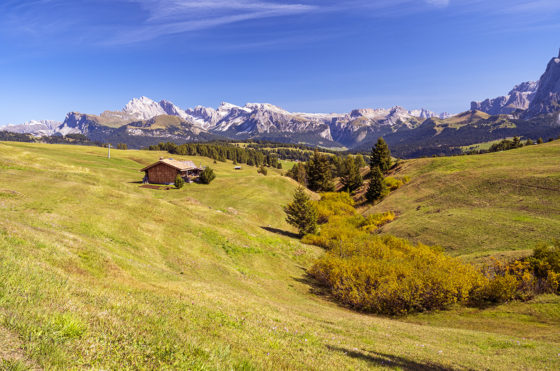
326, 346, 459, 371
260, 226, 300, 239
293, 272, 334, 298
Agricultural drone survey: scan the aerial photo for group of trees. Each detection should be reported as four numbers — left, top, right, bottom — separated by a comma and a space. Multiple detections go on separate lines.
286, 149, 367, 193
486, 136, 549, 153
285, 138, 393, 205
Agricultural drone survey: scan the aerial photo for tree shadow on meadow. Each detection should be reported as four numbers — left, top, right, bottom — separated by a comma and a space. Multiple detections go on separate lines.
260, 226, 300, 239
326, 345, 461, 371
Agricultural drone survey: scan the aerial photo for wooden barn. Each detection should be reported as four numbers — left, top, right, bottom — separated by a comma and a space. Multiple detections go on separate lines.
141, 158, 203, 184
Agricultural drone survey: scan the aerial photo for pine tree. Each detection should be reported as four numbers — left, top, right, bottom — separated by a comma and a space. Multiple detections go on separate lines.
370, 137, 392, 173
306, 149, 335, 192
537, 137, 544, 144
366, 166, 386, 203
284, 186, 318, 236
341, 156, 363, 193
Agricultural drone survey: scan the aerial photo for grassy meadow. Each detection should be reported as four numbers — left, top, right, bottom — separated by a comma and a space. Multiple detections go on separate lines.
0, 141, 559, 369
369, 141, 560, 262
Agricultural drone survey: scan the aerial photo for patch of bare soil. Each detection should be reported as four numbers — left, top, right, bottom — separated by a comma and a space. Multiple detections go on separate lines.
0, 325, 41, 370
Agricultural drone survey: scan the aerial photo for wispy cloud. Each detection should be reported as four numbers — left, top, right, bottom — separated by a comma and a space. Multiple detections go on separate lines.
106, 0, 317, 44
425, 0, 450, 7
2, 0, 560, 47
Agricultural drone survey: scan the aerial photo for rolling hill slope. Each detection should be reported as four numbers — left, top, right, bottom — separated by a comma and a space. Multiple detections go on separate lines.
0, 142, 559, 369
369, 140, 560, 261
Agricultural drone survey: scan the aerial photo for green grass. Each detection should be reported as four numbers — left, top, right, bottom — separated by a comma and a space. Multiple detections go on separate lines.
0, 141, 559, 369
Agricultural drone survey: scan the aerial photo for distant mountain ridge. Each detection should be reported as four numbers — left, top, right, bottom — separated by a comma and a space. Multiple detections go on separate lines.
3, 49, 560, 157
2, 96, 452, 149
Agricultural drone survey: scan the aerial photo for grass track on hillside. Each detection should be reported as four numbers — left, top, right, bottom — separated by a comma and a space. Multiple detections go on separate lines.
0, 142, 559, 369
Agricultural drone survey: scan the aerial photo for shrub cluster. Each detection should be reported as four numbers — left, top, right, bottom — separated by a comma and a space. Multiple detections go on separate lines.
470, 241, 560, 305
310, 234, 482, 315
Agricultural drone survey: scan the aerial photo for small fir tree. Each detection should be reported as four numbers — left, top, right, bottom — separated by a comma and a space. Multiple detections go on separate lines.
284, 186, 318, 236
199, 167, 216, 184
537, 137, 544, 144
525, 139, 534, 146
174, 174, 185, 189
370, 137, 392, 173
366, 166, 386, 203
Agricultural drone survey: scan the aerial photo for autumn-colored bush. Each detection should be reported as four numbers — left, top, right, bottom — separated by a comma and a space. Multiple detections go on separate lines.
360, 211, 395, 233
313, 192, 357, 224
310, 234, 483, 315
384, 176, 411, 191
470, 242, 560, 306
302, 215, 364, 248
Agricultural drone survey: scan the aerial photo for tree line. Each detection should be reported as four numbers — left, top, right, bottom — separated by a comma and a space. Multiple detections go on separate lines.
146, 141, 283, 168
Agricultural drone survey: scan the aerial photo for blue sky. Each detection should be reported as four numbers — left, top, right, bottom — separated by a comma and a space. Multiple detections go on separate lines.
1, 0, 560, 125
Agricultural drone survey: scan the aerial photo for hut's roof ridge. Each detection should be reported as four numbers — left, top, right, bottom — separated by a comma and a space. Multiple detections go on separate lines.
141, 158, 199, 172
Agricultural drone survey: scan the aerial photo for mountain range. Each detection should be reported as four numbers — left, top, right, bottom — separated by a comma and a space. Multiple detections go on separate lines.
3, 50, 560, 157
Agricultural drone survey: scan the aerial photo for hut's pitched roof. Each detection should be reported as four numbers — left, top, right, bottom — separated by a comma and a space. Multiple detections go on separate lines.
141, 159, 199, 172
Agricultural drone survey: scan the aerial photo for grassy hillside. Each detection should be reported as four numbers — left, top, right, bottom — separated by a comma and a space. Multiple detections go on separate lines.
0, 142, 559, 369
369, 141, 560, 262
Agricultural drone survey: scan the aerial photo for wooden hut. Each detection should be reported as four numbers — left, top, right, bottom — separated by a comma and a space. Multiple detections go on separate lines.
141, 158, 202, 184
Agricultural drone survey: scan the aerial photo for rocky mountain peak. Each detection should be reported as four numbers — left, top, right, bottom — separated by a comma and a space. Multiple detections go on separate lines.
123, 97, 167, 120
471, 81, 538, 115
526, 53, 560, 117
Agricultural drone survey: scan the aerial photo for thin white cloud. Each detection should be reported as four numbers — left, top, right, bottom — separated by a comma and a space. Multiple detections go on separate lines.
103, 0, 317, 44
3, 0, 560, 47
425, 0, 450, 7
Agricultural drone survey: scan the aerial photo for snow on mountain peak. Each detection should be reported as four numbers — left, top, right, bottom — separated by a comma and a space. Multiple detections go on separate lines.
123, 96, 167, 120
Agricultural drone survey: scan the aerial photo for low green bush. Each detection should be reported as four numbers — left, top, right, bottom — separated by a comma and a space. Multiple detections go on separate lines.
174, 174, 185, 189
199, 167, 216, 184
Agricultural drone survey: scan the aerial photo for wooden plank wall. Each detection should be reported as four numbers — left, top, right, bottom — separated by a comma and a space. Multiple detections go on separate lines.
147, 163, 179, 184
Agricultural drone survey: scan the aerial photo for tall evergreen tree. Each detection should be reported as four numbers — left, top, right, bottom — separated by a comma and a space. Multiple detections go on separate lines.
370, 137, 392, 173
366, 166, 386, 203
284, 186, 318, 236
340, 156, 363, 193
306, 149, 335, 192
